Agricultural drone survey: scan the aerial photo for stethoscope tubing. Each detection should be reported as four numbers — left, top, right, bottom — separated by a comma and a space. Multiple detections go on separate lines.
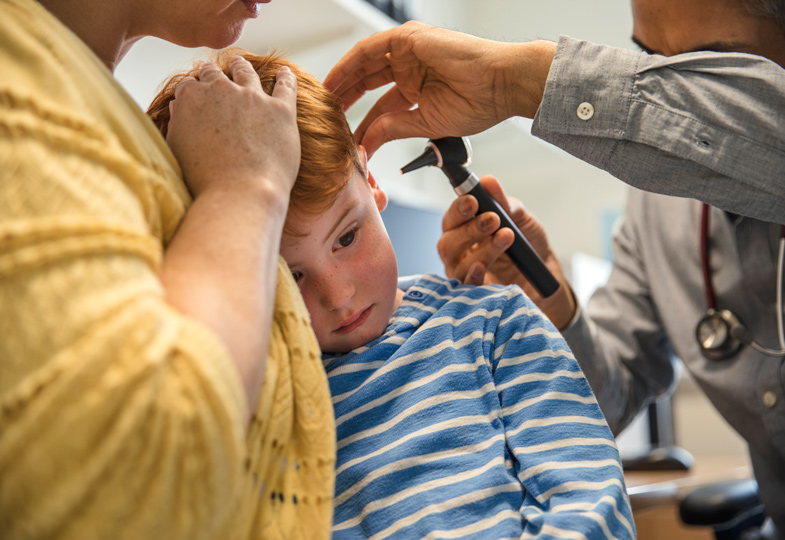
698, 203, 785, 357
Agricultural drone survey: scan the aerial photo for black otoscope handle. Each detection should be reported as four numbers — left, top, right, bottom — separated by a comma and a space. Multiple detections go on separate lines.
466, 182, 560, 298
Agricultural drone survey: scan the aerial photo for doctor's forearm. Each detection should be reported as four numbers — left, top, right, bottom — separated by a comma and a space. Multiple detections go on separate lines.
533, 36, 785, 222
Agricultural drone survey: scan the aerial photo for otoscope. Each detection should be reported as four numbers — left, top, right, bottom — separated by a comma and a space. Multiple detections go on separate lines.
401, 137, 560, 298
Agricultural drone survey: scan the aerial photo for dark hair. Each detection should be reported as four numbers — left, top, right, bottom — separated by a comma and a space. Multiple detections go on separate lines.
744, 0, 785, 33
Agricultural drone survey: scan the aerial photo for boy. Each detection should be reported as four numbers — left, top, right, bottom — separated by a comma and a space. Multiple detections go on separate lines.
149, 52, 635, 540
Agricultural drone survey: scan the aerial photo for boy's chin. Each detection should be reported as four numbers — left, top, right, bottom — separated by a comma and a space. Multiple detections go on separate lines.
321, 337, 367, 355
320, 325, 384, 355
320, 302, 397, 354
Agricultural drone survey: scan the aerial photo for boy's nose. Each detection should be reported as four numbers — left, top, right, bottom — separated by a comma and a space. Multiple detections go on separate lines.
318, 271, 355, 310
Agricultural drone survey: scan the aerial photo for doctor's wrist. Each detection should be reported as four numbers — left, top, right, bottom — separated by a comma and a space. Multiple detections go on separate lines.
543, 280, 578, 331
502, 40, 557, 120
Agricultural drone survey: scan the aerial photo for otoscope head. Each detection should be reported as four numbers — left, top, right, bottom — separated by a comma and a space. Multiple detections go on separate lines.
400, 137, 473, 174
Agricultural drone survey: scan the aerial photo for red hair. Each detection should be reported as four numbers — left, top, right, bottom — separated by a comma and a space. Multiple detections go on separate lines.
147, 49, 363, 235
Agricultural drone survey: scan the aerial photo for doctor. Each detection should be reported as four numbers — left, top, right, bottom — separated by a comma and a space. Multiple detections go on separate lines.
325, 0, 785, 535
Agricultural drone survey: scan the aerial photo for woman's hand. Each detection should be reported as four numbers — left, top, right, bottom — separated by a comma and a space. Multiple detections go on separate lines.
438, 176, 576, 329
167, 58, 300, 201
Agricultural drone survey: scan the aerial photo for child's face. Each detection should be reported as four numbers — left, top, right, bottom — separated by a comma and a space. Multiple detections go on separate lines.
280, 170, 403, 354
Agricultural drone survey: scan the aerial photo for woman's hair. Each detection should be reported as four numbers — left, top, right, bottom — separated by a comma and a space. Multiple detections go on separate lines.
147, 50, 363, 236
744, 0, 785, 33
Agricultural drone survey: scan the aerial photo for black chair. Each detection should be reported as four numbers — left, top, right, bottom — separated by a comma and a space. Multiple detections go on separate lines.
679, 479, 773, 540
622, 400, 695, 471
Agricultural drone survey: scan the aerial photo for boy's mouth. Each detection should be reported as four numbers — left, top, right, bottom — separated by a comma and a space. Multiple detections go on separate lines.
336, 306, 372, 334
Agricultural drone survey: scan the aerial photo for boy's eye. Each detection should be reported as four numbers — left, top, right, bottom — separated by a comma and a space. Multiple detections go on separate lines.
338, 228, 357, 248
291, 270, 302, 283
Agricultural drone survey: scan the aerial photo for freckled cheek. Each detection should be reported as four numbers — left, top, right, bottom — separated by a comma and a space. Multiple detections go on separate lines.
366, 241, 398, 291
360, 239, 392, 280
299, 283, 330, 336
301, 301, 334, 351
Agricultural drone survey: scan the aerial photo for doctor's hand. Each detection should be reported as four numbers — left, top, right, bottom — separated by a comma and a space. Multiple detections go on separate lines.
438, 176, 576, 329
324, 21, 556, 157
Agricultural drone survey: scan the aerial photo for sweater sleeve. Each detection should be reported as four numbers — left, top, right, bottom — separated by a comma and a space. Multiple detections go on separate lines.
491, 287, 635, 539
0, 85, 250, 539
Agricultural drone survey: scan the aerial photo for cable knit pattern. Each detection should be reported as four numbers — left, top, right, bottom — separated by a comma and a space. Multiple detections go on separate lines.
237, 259, 336, 540
0, 0, 335, 538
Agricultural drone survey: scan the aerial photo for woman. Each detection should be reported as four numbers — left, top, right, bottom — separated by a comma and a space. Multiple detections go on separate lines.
0, 1, 334, 538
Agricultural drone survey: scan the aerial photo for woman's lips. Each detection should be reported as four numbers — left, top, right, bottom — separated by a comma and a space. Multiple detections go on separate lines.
336, 307, 372, 334
242, 0, 269, 18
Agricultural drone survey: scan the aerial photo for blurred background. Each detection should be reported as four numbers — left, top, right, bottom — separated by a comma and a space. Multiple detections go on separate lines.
116, 0, 747, 481
117, 0, 633, 263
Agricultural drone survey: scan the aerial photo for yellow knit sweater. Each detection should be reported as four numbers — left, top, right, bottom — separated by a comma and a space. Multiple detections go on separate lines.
0, 1, 335, 538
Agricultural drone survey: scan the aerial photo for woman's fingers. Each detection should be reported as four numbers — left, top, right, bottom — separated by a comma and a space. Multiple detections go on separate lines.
228, 56, 262, 89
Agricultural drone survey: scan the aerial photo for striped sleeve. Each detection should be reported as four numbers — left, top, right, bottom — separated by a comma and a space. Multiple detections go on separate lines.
492, 287, 635, 540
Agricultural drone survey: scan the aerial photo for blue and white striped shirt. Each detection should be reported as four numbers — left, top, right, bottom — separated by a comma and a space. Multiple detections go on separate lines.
324, 275, 634, 539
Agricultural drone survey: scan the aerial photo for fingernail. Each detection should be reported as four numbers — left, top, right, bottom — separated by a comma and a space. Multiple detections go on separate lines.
458, 198, 472, 216
493, 232, 509, 248
479, 214, 494, 230
470, 264, 484, 281
278, 66, 291, 74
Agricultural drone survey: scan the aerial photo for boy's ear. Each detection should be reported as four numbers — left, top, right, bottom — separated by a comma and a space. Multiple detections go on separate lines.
368, 171, 387, 212
359, 145, 388, 212
359, 145, 369, 179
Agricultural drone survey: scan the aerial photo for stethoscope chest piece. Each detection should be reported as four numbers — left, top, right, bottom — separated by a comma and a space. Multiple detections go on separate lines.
695, 308, 744, 361
695, 203, 785, 360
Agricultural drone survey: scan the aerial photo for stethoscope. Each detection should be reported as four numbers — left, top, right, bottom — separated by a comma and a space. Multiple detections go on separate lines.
695, 203, 785, 360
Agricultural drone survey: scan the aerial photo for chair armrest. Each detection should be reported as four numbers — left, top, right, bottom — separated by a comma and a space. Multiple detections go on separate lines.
679, 479, 762, 526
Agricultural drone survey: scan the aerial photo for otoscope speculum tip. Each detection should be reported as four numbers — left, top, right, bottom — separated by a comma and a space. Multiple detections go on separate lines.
400, 144, 440, 174
400, 137, 472, 175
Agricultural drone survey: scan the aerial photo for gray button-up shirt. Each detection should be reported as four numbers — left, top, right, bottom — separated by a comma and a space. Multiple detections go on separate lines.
533, 36, 785, 532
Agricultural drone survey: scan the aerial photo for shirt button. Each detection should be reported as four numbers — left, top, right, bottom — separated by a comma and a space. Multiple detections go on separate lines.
407, 290, 423, 299
577, 102, 595, 121
762, 391, 777, 408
